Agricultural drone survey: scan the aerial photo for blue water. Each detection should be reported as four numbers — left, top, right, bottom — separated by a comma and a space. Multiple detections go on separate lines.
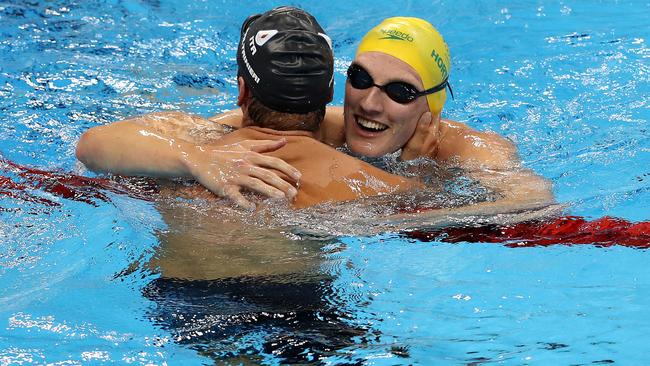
1, 0, 649, 364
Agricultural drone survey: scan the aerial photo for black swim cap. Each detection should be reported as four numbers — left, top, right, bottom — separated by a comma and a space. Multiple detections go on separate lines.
236, 6, 334, 114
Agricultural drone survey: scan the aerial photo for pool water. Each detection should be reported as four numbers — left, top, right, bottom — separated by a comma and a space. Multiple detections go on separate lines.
1, 0, 649, 364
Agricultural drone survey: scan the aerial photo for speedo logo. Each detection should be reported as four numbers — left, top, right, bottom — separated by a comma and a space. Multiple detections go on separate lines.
430, 48, 448, 78
379, 29, 413, 42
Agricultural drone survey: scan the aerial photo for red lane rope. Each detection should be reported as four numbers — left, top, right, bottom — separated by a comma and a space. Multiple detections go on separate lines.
0, 158, 157, 207
407, 216, 650, 248
2, 159, 649, 247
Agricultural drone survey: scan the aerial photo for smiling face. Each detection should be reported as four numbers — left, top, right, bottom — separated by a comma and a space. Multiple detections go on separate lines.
343, 52, 431, 157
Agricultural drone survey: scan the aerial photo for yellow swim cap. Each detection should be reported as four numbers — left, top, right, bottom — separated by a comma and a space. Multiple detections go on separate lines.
356, 17, 451, 114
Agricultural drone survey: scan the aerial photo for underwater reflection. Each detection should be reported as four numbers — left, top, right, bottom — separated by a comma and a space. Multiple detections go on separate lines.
144, 196, 369, 365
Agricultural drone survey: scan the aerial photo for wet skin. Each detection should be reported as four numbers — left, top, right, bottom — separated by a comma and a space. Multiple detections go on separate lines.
343, 51, 434, 157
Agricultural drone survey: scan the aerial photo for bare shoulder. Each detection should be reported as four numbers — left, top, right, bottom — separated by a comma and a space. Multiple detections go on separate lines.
314, 106, 345, 147
438, 119, 519, 169
207, 108, 244, 128
129, 111, 228, 145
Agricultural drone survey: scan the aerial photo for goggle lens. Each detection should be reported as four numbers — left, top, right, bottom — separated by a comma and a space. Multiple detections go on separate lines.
347, 64, 417, 104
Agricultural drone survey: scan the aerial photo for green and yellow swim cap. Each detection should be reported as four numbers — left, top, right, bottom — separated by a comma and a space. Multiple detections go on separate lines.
356, 17, 451, 114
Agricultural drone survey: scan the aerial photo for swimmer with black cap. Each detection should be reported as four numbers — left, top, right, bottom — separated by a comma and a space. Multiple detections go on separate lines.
77, 8, 336, 207
236, 6, 334, 116
76, 7, 417, 209
77, 12, 552, 212
214, 6, 418, 208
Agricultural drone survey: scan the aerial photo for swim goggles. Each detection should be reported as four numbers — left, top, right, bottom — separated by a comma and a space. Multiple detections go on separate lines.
346, 64, 453, 104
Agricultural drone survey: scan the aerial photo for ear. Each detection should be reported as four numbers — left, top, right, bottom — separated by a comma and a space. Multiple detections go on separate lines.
237, 76, 250, 107
238, 76, 254, 126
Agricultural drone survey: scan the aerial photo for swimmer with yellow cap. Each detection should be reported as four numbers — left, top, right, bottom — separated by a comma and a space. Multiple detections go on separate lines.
317, 16, 552, 210
204, 16, 523, 170
329, 17, 454, 158
356, 17, 452, 115
314, 17, 515, 167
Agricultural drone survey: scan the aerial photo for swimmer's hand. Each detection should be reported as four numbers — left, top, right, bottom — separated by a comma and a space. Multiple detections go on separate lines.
183, 139, 301, 210
401, 112, 435, 161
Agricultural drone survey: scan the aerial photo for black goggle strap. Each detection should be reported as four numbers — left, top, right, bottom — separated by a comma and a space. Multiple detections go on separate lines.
447, 82, 455, 100
417, 76, 454, 100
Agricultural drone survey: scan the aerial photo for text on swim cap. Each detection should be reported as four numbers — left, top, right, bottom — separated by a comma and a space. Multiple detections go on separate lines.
248, 36, 257, 56
240, 28, 260, 83
379, 29, 414, 42
430, 49, 448, 78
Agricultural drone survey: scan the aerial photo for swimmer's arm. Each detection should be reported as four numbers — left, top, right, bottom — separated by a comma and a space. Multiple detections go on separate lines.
76, 111, 300, 208
405, 116, 553, 205
76, 111, 228, 176
386, 166, 554, 225
456, 131, 554, 210
462, 131, 553, 205
450, 145, 554, 219
468, 167, 554, 209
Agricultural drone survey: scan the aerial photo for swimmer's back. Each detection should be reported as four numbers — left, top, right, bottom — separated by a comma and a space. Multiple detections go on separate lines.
215, 126, 419, 208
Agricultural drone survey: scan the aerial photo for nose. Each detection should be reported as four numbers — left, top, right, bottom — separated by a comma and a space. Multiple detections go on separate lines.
358, 85, 384, 115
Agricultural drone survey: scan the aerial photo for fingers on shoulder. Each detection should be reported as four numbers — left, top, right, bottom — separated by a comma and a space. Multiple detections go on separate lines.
245, 139, 287, 153
247, 153, 300, 179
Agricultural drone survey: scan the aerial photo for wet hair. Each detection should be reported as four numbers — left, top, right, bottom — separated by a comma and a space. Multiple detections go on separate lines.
246, 96, 325, 132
